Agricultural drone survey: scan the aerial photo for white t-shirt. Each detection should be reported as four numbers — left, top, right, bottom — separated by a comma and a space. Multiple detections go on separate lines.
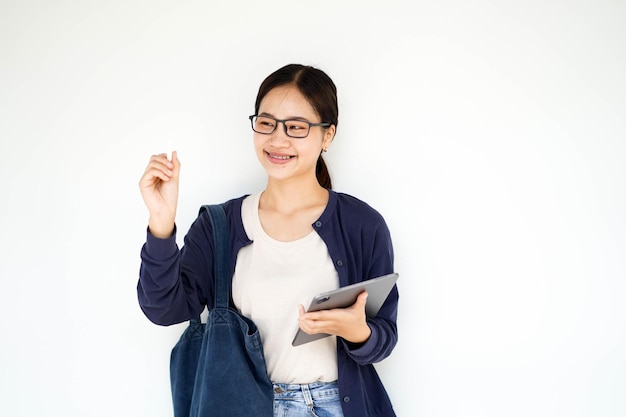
232, 193, 339, 383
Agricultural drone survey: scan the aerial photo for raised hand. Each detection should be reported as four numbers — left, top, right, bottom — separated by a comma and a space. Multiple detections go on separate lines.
139, 151, 180, 238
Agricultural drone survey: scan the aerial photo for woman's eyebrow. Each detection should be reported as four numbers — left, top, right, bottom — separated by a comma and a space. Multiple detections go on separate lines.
257, 112, 312, 122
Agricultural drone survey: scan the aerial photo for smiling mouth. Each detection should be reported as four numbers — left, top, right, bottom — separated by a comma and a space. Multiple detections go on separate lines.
266, 151, 294, 160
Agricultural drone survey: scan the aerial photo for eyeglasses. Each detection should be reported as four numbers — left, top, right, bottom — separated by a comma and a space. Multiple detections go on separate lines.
249, 115, 331, 139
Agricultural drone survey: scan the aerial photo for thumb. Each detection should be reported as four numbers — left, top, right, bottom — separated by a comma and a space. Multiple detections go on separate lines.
356, 291, 368, 308
171, 150, 181, 178
171, 150, 180, 167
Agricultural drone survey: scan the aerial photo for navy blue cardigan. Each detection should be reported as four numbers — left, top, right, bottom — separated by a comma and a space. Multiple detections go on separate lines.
138, 190, 399, 417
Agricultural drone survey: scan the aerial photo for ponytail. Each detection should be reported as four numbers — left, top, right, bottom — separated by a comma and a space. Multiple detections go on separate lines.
316, 155, 332, 190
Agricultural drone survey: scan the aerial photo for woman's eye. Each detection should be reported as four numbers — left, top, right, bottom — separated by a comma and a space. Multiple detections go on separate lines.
288, 123, 306, 130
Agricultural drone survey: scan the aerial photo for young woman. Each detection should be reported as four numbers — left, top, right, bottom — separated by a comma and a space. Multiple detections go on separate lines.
138, 64, 399, 417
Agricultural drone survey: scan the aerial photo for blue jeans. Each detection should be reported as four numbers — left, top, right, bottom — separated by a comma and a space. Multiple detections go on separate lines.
273, 381, 345, 417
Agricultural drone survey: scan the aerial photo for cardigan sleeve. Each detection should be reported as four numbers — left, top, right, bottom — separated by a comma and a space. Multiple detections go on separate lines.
340, 215, 399, 365
137, 211, 215, 326
317, 192, 399, 366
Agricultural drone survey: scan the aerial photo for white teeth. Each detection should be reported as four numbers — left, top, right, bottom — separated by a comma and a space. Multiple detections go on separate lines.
270, 153, 292, 160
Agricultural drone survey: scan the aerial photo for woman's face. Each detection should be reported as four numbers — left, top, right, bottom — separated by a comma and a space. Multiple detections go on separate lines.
254, 85, 335, 185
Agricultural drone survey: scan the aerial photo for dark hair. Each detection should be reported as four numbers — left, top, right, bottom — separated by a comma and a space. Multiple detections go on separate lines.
255, 64, 338, 189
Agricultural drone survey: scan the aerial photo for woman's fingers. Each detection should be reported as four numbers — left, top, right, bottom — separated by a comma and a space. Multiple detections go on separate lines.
140, 152, 180, 186
297, 291, 371, 343
146, 154, 174, 177
139, 151, 180, 212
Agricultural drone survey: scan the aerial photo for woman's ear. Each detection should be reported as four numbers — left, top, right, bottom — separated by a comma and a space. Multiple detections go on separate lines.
323, 124, 336, 150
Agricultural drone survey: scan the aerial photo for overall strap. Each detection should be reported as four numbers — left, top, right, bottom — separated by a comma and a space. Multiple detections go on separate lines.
202, 204, 231, 309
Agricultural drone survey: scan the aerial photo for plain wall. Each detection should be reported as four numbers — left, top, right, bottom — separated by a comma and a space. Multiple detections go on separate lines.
1, 1, 625, 416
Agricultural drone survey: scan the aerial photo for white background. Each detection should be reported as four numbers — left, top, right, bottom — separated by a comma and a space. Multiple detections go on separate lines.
1, 1, 625, 416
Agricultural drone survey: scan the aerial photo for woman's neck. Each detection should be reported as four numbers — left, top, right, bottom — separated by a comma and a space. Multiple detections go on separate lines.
261, 178, 328, 215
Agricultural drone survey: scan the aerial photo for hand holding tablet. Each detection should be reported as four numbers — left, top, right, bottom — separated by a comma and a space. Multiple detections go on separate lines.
292, 273, 399, 346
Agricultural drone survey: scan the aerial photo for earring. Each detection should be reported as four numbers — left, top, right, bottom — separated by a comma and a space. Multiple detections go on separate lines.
322, 148, 328, 153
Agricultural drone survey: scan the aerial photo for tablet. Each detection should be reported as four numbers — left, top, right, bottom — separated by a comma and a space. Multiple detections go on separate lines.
292, 272, 399, 346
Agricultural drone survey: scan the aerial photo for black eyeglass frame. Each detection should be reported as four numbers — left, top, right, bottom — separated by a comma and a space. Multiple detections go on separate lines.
248, 115, 332, 138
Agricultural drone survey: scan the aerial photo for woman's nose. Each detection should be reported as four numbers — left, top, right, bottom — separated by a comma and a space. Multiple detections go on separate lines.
269, 122, 290, 144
